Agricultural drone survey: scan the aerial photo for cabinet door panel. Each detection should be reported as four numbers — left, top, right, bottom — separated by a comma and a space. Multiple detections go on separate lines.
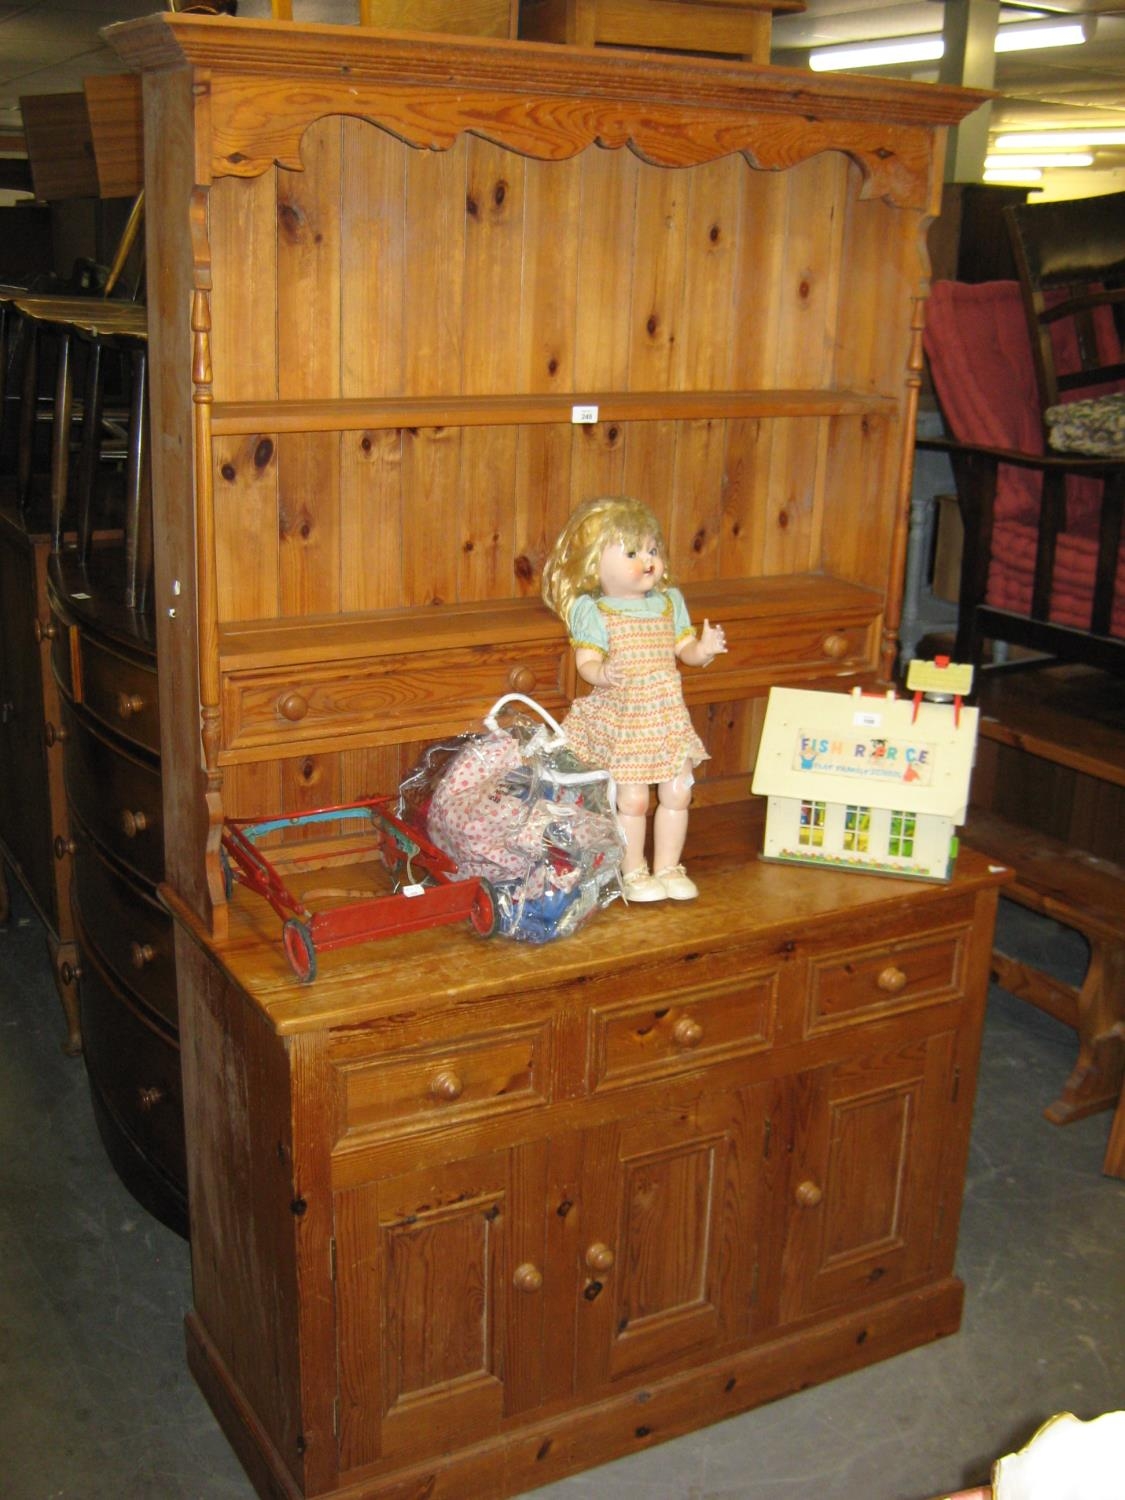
777, 1031, 956, 1325
334, 1143, 546, 1475
577, 1086, 764, 1389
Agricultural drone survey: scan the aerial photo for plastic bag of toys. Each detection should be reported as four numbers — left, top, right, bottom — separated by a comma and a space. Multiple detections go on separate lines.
397, 694, 624, 942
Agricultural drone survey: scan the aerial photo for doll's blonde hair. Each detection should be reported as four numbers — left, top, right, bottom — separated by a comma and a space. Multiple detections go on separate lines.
541, 496, 672, 626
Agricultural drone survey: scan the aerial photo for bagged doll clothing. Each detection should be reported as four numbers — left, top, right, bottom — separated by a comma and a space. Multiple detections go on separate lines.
563, 590, 709, 784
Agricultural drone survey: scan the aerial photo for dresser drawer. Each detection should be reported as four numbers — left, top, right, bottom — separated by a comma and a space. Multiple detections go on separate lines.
219, 639, 566, 761
72, 822, 176, 1027
803, 919, 971, 1035
333, 1021, 552, 1146
78, 934, 185, 1191
79, 633, 160, 753
585, 946, 780, 1092
62, 702, 163, 885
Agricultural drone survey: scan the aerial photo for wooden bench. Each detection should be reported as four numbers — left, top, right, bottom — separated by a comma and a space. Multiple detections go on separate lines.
962, 808, 1125, 1177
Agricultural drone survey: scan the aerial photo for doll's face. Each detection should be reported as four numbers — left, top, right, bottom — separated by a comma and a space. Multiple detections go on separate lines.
599, 535, 664, 598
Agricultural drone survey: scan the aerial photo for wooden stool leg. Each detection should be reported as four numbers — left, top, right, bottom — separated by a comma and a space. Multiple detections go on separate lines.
1043, 937, 1125, 1126
49, 328, 75, 551
1104, 1077, 1125, 1179
75, 338, 105, 566
123, 346, 147, 611
17, 318, 38, 507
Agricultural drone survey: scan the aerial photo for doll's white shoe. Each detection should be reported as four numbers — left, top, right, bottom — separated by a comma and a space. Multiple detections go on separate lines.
622, 864, 667, 902
654, 864, 698, 900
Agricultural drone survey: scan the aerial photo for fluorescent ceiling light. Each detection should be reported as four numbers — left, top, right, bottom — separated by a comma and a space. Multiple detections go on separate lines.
983, 152, 1094, 168
993, 130, 1125, 150
808, 15, 1094, 72
993, 20, 1088, 52
982, 167, 1044, 182
809, 37, 943, 71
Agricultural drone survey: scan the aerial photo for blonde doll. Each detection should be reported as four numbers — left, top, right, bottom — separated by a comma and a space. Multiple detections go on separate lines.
541, 496, 726, 902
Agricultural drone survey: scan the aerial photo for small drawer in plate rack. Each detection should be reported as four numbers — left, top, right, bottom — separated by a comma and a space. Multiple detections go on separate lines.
220, 639, 567, 762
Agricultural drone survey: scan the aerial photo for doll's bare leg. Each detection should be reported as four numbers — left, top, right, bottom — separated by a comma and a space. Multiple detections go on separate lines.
616, 782, 666, 902
616, 782, 651, 874
653, 763, 698, 899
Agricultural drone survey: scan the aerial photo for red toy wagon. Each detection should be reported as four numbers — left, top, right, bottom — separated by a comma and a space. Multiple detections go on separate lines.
220, 795, 498, 983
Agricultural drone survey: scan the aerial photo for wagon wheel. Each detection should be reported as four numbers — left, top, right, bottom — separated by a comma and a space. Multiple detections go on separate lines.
282, 918, 318, 983
469, 878, 499, 938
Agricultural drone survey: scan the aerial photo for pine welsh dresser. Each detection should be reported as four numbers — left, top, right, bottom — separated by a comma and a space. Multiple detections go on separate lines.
105, 14, 1000, 1499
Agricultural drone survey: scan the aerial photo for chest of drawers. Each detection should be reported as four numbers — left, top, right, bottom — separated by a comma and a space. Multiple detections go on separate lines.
49, 554, 186, 1235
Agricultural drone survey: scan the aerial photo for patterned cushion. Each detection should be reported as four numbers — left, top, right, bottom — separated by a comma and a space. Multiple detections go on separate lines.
1046, 391, 1125, 458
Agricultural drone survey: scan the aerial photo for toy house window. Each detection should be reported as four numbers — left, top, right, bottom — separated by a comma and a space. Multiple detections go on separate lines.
888, 810, 917, 857
843, 805, 870, 853
799, 800, 826, 847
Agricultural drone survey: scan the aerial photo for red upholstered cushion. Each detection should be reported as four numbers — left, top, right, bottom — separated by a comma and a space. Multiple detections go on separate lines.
923, 280, 1125, 634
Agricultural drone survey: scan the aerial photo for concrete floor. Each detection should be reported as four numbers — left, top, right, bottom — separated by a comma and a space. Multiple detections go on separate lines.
1, 887, 1122, 1500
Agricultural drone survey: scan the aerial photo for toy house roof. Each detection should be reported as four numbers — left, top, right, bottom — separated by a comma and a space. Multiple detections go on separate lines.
751, 685, 979, 821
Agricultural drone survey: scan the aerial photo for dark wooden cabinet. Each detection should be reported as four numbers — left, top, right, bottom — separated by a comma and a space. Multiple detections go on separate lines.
48, 554, 186, 1235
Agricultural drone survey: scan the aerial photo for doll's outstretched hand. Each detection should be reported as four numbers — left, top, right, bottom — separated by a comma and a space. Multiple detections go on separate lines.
699, 619, 727, 658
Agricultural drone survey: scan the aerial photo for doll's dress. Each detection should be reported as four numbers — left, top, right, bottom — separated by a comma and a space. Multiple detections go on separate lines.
562, 591, 709, 785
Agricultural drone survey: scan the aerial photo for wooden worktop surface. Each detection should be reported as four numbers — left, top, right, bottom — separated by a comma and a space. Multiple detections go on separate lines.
164, 802, 1008, 1036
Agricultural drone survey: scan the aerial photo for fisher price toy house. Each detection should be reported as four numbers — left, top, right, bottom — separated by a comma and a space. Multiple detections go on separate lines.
752, 667, 980, 882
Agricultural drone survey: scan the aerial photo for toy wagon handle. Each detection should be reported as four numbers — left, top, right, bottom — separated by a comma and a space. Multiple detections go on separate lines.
484, 692, 567, 748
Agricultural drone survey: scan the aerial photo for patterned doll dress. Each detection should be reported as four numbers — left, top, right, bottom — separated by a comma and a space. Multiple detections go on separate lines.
562, 594, 709, 784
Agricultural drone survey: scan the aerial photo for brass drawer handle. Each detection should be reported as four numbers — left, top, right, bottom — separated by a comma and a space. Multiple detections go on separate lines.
138, 1085, 165, 1112
672, 1016, 704, 1048
130, 941, 155, 969
54, 834, 77, 860
877, 965, 908, 994
430, 1069, 464, 1102
117, 692, 145, 719
507, 665, 536, 693
513, 1262, 543, 1293
277, 691, 309, 722
44, 721, 69, 747
121, 809, 149, 838
34, 618, 58, 644
795, 1179, 823, 1209
585, 1242, 615, 1273
821, 632, 849, 660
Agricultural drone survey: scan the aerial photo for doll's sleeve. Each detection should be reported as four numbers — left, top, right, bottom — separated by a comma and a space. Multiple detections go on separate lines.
568, 595, 609, 655
668, 587, 696, 647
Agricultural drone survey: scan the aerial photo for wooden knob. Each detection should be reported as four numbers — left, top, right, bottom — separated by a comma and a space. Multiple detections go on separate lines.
121, 809, 149, 838
795, 1179, 823, 1209
34, 618, 57, 644
138, 1085, 165, 1112
877, 965, 907, 994
117, 691, 144, 719
277, 690, 309, 722
130, 941, 155, 969
513, 1262, 543, 1293
44, 721, 69, 746
821, 632, 849, 660
507, 665, 536, 693
59, 960, 82, 986
430, 1070, 464, 1102
672, 1016, 704, 1048
54, 834, 77, 860
585, 1242, 615, 1273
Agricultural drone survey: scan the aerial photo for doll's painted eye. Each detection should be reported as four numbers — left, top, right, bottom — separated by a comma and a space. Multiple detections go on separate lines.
624, 548, 637, 559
